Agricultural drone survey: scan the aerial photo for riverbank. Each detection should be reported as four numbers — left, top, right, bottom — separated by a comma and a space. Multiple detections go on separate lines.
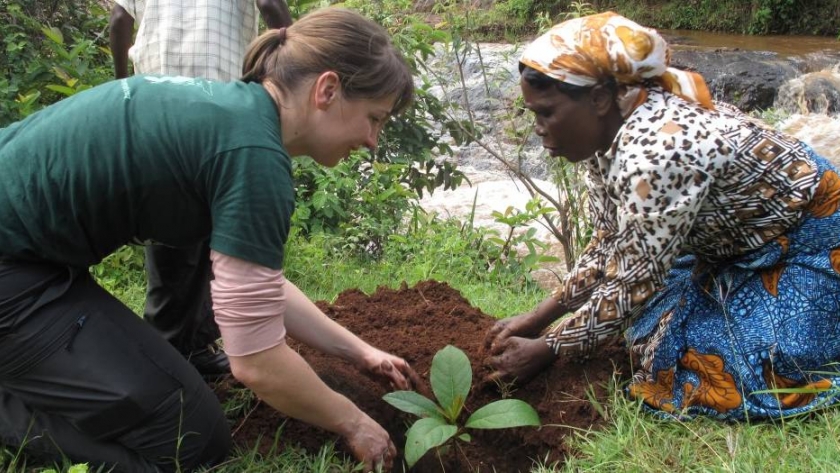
409, 0, 840, 39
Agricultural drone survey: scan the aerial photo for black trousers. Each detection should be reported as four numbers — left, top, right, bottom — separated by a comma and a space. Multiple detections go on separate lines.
0, 262, 230, 472
144, 241, 219, 353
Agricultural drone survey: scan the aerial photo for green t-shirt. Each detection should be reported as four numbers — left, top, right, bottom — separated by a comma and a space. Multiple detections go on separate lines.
0, 75, 294, 270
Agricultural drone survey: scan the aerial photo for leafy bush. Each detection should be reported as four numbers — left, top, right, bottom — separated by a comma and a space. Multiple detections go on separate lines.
383, 345, 540, 467
292, 153, 419, 257
0, 0, 112, 125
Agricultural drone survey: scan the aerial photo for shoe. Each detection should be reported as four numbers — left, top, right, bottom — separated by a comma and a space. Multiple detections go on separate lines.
186, 344, 231, 380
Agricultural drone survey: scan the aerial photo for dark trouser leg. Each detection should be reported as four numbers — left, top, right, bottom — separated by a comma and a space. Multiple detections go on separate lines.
0, 387, 152, 471
0, 263, 231, 472
144, 241, 219, 351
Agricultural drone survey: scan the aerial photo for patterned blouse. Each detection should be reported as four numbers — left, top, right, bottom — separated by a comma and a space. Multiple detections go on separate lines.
545, 85, 818, 358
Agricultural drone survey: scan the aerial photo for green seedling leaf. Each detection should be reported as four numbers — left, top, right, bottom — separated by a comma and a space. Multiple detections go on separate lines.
465, 399, 541, 429
457, 433, 472, 442
382, 390, 444, 420
404, 417, 458, 467
431, 345, 471, 421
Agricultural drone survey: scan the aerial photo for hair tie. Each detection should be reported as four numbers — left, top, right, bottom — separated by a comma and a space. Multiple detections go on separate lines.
276, 27, 287, 45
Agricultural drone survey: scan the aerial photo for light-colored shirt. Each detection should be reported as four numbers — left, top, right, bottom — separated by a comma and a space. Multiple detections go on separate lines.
115, 0, 259, 80
546, 87, 818, 358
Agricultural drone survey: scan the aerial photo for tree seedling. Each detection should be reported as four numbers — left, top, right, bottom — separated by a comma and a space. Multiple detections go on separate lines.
383, 345, 541, 468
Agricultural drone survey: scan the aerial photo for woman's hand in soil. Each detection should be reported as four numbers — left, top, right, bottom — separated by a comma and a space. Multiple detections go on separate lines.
359, 347, 422, 392
344, 413, 397, 472
484, 297, 567, 354
485, 335, 556, 385
484, 312, 546, 354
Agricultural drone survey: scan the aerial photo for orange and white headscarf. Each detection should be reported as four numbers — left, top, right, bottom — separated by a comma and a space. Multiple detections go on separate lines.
520, 12, 714, 117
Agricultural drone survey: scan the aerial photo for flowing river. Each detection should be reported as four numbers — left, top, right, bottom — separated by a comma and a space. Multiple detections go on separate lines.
662, 29, 840, 58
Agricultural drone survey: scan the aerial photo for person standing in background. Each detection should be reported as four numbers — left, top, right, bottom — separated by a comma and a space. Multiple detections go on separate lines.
109, 0, 292, 377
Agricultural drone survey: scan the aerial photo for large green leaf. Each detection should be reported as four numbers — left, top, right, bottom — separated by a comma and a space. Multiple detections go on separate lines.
430, 345, 472, 421
464, 399, 541, 429
404, 417, 458, 468
382, 390, 444, 420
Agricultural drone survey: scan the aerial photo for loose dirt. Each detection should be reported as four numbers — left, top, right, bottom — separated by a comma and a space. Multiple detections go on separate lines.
212, 280, 630, 472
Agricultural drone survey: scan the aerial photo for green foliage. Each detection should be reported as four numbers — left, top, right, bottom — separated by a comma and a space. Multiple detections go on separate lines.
0, 0, 112, 125
388, 202, 558, 287
292, 153, 419, 257
383, 345, 540, 468
89, 245, 146, 314
748, 0, 798, 34
487, 198, 561, 276
611, 0, 840, 35
561, 1, 597, 20
495, 0, 538, 23
752, 107, 791, 127
286, 0, 331, 17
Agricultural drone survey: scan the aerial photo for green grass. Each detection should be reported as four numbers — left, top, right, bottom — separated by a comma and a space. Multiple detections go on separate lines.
551, 387, 840, 472
6, 228, 840, 472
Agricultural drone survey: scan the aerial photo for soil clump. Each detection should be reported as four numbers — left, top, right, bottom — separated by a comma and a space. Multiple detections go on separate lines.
212, 280, 630, 472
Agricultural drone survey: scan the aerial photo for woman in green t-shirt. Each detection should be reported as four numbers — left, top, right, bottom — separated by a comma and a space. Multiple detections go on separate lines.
0, 8, 416, 472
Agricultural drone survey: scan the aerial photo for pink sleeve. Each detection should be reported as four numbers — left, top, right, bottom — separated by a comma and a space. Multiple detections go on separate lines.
209, 250, 287, 356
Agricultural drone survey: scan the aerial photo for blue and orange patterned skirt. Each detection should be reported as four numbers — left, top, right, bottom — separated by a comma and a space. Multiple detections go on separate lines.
627, 152, 840, 420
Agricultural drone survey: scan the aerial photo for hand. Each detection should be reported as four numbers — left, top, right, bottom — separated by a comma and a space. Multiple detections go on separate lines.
358, 347, 423, 392
485, 335, 556, 386
484, 311, 546, 355
343, 412, 397, 472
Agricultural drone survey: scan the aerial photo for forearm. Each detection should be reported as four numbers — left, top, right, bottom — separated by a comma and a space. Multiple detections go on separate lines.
257, 0, 293, 29
109, 5, 134, 79
231, 343, 365, 436
283, 280, 368, 363
531, 294, 570, 331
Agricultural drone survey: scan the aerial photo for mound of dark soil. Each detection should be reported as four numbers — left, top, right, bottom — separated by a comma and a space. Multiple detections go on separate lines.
212, 280, 630, 472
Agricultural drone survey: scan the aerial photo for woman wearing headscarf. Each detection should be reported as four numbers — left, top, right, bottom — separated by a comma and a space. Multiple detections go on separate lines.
485, 11, 840, 420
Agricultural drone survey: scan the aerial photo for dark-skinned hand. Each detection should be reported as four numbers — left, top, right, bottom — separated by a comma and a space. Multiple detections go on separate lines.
485, 335, 556, 386
484, 311, 547, 355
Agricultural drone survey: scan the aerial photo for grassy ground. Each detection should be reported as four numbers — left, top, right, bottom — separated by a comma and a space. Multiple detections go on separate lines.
3, 225, 840, 472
